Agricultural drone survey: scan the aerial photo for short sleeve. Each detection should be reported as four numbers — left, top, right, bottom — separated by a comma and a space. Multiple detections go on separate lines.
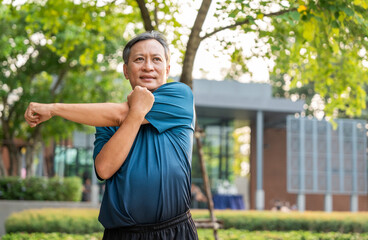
93, 126, 118, 180
145, 82, 194, 133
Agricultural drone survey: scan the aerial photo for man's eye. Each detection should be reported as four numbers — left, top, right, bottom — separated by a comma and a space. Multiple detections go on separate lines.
135, 57, 144, 61
153, 57, 162, 61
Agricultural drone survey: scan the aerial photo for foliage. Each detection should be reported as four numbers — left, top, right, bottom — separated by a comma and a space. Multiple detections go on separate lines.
0, 176, 82, 201
273, 0, 368, 118
0, 0, 138, 176
3, 230, 368, 240
192, 210, 368, 233
0, 0, 132, 138
197, 229, 368, 240
207, 0, 368, 119
5, 208, 102, 234
6, 208, 368, 235
2, 232, 103, 240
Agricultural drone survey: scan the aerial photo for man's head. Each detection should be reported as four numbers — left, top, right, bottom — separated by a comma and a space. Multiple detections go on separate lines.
123, 31, 170, 92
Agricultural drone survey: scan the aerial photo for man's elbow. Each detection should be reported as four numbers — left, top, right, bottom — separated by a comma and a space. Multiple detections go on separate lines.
116, 103, 129, 126
95, 162, 113, 180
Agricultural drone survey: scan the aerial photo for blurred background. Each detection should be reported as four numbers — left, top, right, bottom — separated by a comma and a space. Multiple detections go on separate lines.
1, 0, 368, 238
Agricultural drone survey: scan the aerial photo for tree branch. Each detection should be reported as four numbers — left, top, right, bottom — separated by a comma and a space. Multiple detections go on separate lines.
179, 0, 212, 87
50, 69, 67, 97
154, 4, 159, 28
7, 99, 20, 121
201, 8, 297, 41
136, 0, 155, 31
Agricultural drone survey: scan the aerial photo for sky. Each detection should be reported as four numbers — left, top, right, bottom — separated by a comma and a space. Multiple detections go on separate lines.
166, 0, 272, 83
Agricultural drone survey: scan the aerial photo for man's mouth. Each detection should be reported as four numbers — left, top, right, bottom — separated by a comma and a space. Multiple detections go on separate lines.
140, 76, 156, 81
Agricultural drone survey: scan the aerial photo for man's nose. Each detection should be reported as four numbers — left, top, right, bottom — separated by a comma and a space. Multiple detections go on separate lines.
143, 59, 154, 71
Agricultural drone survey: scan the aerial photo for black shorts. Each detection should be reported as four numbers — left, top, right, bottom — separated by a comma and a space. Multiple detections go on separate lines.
102, 210, 198, 240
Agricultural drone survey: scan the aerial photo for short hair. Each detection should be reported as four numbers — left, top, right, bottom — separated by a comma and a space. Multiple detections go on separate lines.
123, 31, 170, 64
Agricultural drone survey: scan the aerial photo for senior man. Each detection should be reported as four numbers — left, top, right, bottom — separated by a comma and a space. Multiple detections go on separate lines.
24, 31, 198, 240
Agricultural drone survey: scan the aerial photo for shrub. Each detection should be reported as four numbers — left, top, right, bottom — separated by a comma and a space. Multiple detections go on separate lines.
197, 229, 368, 240
191, 210, 368, 233
0, 177, 82, 201
3, 230, 368, 240
6, 208, 368, 235
5, 208, 103, 234
2, 232, 103, 240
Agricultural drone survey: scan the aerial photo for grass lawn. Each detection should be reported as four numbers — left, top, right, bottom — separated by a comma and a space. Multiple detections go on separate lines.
2, 229, 368, 240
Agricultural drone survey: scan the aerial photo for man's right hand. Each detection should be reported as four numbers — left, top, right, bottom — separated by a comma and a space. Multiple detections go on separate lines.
127, 86, 154, 120
24, 102, 54, 127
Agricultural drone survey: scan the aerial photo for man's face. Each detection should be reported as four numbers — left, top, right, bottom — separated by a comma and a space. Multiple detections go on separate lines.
123, 39, 170, 92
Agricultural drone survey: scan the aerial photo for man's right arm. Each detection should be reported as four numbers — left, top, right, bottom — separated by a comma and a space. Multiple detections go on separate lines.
24, 102, 129, 127
94, 86, 154, 179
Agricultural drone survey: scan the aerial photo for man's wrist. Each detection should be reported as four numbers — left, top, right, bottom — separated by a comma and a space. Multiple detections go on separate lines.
50, 103, 57, 117
125, 109, 146, 124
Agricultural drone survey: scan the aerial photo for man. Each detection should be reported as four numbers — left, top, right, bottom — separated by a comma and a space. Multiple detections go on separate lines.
24, 31, 198, 239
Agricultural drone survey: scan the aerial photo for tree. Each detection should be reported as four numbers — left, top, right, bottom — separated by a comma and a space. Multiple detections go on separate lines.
270, 1, 368, 119
135, 0, 368, 118
0, 0, 139, 176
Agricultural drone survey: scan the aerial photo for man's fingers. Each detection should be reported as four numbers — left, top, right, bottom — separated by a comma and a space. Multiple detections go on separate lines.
25, 119, 38, 128
24, 103, 41, 127
27, 111, 38, 120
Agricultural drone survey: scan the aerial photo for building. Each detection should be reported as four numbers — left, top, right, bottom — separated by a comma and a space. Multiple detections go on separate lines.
194, 79, 367, 212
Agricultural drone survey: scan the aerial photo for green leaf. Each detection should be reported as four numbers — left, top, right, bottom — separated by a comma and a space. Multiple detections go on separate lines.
302, 21, 315, 41
271, 45, 281, 51
342, 7, 354, 16
289, 11, 300, 21
354, 0, 368, 9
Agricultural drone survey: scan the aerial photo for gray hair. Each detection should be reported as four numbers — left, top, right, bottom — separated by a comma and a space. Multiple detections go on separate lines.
123, 31, 170, 64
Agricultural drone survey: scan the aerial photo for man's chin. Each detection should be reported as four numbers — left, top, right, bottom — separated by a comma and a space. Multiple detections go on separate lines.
148, 86, 159, 92
138, 83, 165, 92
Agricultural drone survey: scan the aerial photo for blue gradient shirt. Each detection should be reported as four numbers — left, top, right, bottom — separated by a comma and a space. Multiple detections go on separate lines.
93, 82, 195, 228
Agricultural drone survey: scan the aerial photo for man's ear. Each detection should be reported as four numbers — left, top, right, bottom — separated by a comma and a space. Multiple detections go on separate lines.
123, 64, 129, 79
166, 64, 170, 77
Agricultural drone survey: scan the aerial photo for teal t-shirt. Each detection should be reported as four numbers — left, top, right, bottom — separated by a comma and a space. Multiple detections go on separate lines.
93, 82, 195, 228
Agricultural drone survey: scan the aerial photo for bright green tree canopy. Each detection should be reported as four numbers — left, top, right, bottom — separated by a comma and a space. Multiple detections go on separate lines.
204, 0, 368, 119
0, 0, 139, 143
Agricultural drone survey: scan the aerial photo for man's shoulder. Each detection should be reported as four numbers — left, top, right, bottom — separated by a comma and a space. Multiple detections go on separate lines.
155, 82, 193, 97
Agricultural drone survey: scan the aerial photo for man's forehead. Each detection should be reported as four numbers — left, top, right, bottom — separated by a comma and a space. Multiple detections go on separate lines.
131, 52, 164, 56
131, 39, 165, 52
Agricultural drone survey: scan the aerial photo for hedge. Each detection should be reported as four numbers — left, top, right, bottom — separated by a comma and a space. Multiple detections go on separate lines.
192, 210, 368, 233
5, 208, 103, 234
2, 232, 102, 240
3, 230, 368, 240
197, 229, 368, 240
0, 177, 82, 201
6, 208, 368, 234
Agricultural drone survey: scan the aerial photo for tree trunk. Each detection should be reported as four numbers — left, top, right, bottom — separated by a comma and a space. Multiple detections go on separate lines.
178, 1, 218, 238
25, 125, 42, 177
45, 142, 55, 177
136, 0, 155, 31
1, 128, 19, 176
5, 141, 20, 176
195, 126, 219, 240
0, 148, 7, 177
25, 145, 35, 177
180, 0, 212, 88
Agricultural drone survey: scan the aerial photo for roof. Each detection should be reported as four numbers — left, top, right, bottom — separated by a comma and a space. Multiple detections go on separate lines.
193, 79, 305, 125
